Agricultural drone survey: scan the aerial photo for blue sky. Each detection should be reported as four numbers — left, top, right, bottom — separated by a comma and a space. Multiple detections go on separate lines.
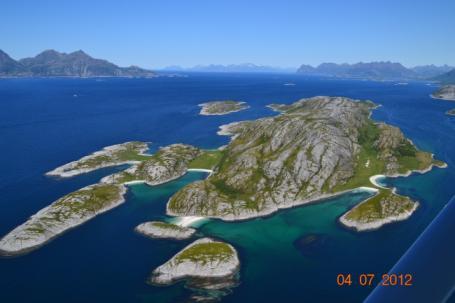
1, 0, 454, 68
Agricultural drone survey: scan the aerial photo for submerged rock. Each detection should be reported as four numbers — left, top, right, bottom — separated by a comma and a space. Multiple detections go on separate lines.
135, 221, 196, 240
150, 238, 240, 287
293, 233, 330, 256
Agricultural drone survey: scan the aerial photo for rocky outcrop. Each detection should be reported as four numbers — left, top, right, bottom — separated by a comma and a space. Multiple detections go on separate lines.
101, 144, 201, 186
135, 221, 196, 240
0, 183, 126, 256
150, 238, 239, 287
431, 85, 455, 101
168, 97, 373, 220
339, 190, 418, 231
46, 141, 149, 177
199, 101, 249, 115
167, 96, 443, 227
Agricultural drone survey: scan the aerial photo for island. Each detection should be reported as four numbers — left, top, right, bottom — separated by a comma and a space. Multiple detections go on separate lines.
447, 109, 455, 116
150, 238, 240, 288
0, 183, 126, 256
0, 143, 219, 255
167, 96, 446, 231
135, 221, 196, 240
46, 141, 150, 177
199, 101, 249, 115
431, 85, 455, 101
1, 96, 447, 257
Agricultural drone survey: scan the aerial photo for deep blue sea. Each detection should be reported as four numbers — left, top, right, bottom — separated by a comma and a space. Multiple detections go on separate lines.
0, 73, 454, 302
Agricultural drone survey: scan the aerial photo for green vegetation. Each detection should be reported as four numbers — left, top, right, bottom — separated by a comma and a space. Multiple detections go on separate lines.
54, 184, 121, 217
175, 242, 234, 265
345, 189, 415, 222
151, 221, 186, 231
188, 150, 224, 169
333, 122, 384, 192
72, 141, 150, 170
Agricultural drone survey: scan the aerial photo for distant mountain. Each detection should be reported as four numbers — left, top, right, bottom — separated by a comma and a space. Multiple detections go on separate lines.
0, 49, 155, 77
296, 61, 417, 80
162, 63, 295, 73
432, 69, 455, 84
411, 65, 454, 78
0, 50, 28, 75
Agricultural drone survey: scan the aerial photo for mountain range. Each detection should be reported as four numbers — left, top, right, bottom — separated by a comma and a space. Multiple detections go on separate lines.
432, 69, 455, 84
0, 49, 155, 77
160, 63, 296, 73
297, 61, 453, 80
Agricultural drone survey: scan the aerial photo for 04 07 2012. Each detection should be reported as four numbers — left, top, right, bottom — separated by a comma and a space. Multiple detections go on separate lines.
336, 273, 413, 287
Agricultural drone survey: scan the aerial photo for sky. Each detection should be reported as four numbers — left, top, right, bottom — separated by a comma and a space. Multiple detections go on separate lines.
1, 0, 454, 69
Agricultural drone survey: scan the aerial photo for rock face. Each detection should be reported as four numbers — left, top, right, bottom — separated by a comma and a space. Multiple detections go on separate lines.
199, 101, 249, 115
135, 221, 196, 240
0, 49, 155, 77
151, 238, 239, 287
102, 144, 201, 185
167, 96, 442, 226
339, 190, 418, 231
0, 183, 126, 256
431, 85, 455, 101
46, 141, 149, 177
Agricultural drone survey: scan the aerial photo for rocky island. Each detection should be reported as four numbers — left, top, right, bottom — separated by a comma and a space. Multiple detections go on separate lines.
431, 85, 455, 101
199, 101, 249, 115
135, 221, 196, 240
46, 141, 150, 177
150, 238, 239, 288
0, 142, 219, 255
447, 109, 455, 116
0, 183, 126, 256
168, 96, 445, 231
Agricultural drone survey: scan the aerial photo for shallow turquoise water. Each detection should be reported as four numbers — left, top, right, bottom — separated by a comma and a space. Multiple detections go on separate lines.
0, 74, 454, 302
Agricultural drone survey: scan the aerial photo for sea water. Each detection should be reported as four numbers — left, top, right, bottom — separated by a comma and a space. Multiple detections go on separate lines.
0, 74, 453, 302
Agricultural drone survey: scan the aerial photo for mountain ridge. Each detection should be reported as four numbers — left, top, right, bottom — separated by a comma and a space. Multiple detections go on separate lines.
0, 49, 155, 77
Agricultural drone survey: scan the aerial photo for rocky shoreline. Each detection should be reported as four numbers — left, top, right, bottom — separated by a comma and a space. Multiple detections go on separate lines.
0, 183, 127, 256
339, 197, 419, 232
150, 238, 240, 287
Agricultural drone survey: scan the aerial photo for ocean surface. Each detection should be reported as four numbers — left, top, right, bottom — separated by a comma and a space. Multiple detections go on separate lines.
0, 74, 454, 302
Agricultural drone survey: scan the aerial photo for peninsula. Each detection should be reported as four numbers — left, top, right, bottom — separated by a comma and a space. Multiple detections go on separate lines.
150, 238, 240, 288
168, 96, 445, 231
199, 101, 249, 115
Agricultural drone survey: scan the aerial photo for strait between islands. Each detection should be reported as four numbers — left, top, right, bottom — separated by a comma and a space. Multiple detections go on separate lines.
0, 96, 447, 287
